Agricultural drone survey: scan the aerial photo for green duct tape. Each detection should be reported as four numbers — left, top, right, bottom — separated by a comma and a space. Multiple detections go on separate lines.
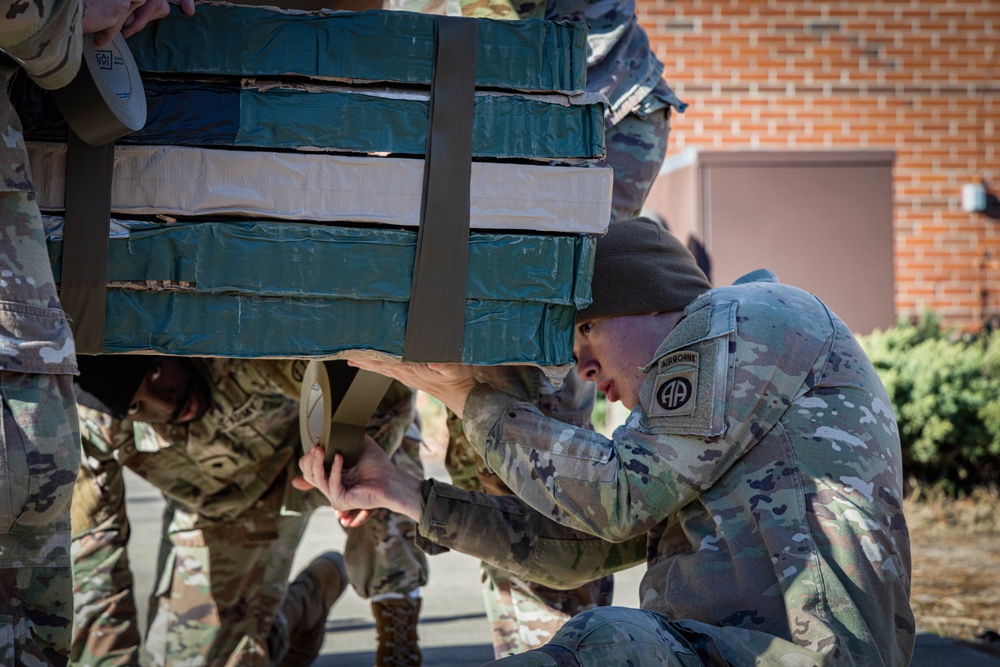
49, 221, 595, 307
100, 290, 578, 365
238, 87, 604, 159
126, 6, 587, 93
46, 220, 595, 364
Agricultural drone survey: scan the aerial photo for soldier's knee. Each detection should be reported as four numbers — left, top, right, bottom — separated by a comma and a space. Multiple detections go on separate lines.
550, 607, 672, 649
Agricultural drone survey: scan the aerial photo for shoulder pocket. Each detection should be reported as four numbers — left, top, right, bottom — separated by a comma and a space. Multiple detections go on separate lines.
640, 300, 737, 438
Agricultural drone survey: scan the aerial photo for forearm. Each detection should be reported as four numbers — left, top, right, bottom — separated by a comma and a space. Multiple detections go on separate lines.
1, 0, 82, 88
462, 384, 695, 542
416, 479, 646, 589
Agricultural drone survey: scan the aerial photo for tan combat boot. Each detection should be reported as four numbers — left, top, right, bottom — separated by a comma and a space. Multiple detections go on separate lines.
372, 596, 422, 666
277, 551, 348, 667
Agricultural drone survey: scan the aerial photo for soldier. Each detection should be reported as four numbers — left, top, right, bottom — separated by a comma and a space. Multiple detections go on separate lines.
303, 217, 916, 666
71, 356, 427, 666
1, 0, 189, 663
391, 0, 686, 654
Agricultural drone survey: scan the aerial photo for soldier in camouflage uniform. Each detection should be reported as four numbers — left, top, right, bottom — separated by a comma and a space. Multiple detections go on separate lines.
393, 0, 684, 219
302, 216, 915, 666
1, 0, 180, 661
390, 0, 686, 655
70, 356, 428, 666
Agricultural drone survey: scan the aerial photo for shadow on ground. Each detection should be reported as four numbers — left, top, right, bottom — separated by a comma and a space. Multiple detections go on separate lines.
313, 643, 496, 667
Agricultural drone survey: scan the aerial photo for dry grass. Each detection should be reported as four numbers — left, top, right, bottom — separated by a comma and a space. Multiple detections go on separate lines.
906, 489, 1000, 654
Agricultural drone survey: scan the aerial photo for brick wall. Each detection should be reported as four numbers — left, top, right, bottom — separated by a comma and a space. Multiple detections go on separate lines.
638, 0, 999, 330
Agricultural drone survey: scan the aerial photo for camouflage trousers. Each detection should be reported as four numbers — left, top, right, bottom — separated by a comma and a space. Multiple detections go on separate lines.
484, 607, 717, 667
444, 368, 614, 657
443, 106, 671, 657
606, 107, 671, 222
70, 413, 428, 667
0, 371, 81, 667
480, 565, 615, 658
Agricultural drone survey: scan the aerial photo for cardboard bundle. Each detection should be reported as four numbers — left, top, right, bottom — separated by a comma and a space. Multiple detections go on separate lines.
26, 3, 612, 366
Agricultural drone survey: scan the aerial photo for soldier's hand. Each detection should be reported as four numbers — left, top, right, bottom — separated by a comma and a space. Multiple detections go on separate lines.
121, 0, 196, 40
83, 0, 195, 47
82, 0, 137, 39
296, 438, 423, 523
347, 358, 478, 418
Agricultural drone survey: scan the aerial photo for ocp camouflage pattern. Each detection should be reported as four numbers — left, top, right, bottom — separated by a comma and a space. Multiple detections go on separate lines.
2, 4, 83, 662
2, 0, 80, 373
1, 373, 80, 667
70, 360, 427, 666
388, 0, 686, 126
437, 271, 914, 666
442, 366, 614, 656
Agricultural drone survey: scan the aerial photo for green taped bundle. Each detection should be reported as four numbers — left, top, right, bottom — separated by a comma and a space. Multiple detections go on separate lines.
126, 5, 587, 92
47, 220, 595, 365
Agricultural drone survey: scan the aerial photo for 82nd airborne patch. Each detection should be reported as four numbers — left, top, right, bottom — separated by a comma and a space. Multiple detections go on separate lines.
650, 351, 699, 417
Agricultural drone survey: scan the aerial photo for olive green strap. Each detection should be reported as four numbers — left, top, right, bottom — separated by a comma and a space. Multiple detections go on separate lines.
323, 360, 392, 468
60, 130, 114, 353
403, 16, 478, 362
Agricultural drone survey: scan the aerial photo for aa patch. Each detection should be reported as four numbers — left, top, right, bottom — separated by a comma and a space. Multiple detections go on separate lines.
649, 351, 699, 417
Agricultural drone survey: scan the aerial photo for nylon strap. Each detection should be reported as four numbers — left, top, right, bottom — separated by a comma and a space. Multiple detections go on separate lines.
323, 360, 392, 468
402, 16, 478, 362
60, 129, 114, 353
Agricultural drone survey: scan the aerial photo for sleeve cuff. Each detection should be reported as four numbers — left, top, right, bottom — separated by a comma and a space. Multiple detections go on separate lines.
460, 383, 521, 458
413, 479, 452, 556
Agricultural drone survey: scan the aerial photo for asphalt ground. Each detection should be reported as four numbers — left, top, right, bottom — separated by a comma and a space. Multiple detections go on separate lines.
122, 461, 1000, 667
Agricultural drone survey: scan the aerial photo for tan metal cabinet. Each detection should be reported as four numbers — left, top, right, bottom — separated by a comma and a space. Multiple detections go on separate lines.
643, 149, 896, 335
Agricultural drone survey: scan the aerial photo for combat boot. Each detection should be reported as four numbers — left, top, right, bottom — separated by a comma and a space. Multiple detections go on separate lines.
277, 551, 348, 667
372, 596, 422, 666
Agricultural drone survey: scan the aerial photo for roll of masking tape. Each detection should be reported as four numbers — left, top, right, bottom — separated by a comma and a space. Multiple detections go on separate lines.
301, 360, 336, 460
51, 33, 146, 146
299, 359, 392, 469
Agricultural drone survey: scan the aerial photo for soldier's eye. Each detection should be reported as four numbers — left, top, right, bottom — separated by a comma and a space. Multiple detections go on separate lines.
577, 322, 592, 337
127, 401, 140, 416
150, 363, 161, 382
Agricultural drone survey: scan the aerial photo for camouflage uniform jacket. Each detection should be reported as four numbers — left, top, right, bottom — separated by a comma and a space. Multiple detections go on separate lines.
393, 0, 686, 124
118, 359, 413, 521
1, 0, 81, 374
540, 0, 687, 125
427, 270, 914, 666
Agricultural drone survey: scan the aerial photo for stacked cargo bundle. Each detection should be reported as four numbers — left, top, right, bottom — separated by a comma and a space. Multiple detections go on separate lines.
19, 3, 612, 368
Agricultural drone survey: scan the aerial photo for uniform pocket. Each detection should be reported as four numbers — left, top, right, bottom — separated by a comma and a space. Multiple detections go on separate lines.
0, 397, 30, 534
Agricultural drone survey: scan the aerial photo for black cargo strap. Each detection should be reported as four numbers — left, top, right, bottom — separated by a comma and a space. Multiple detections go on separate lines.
60, 130, 114, 354
402, 15, 478, 362
322, 359, 392, 469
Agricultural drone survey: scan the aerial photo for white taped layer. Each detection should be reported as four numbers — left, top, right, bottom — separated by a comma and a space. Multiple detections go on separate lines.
29, 142, 613, 234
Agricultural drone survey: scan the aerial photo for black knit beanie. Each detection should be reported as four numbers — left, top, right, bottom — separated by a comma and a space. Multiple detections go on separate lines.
576, 217, 712, 322
75, 355, 156, 419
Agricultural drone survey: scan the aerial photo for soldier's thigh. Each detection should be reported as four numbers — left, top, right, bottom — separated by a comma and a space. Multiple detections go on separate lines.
0, 372, 80, 538
343, 506, 428, 598
487, 607, 707, 667
0, 371, 80, 666
605, 107, 672, 221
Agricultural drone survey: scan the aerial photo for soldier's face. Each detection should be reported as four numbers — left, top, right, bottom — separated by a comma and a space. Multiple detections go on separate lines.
574, 313, 671, 409
126, 358, 210, 425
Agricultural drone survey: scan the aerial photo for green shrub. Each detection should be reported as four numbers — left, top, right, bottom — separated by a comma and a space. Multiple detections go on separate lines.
858, 313, 1000, 494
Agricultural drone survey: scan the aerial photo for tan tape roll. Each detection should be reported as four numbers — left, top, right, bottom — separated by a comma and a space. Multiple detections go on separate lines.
299, 360, 392, 468
300, 360, 335, 456
52, 33, 146, 146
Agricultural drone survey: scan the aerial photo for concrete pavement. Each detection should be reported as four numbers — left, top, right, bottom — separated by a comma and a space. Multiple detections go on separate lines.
123, 461, 1000, 666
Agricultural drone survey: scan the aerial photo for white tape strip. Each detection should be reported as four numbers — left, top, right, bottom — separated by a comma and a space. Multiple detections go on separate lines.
52, 33, 146, 146
27, 142, 613, 234
300, 360, 334, 454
